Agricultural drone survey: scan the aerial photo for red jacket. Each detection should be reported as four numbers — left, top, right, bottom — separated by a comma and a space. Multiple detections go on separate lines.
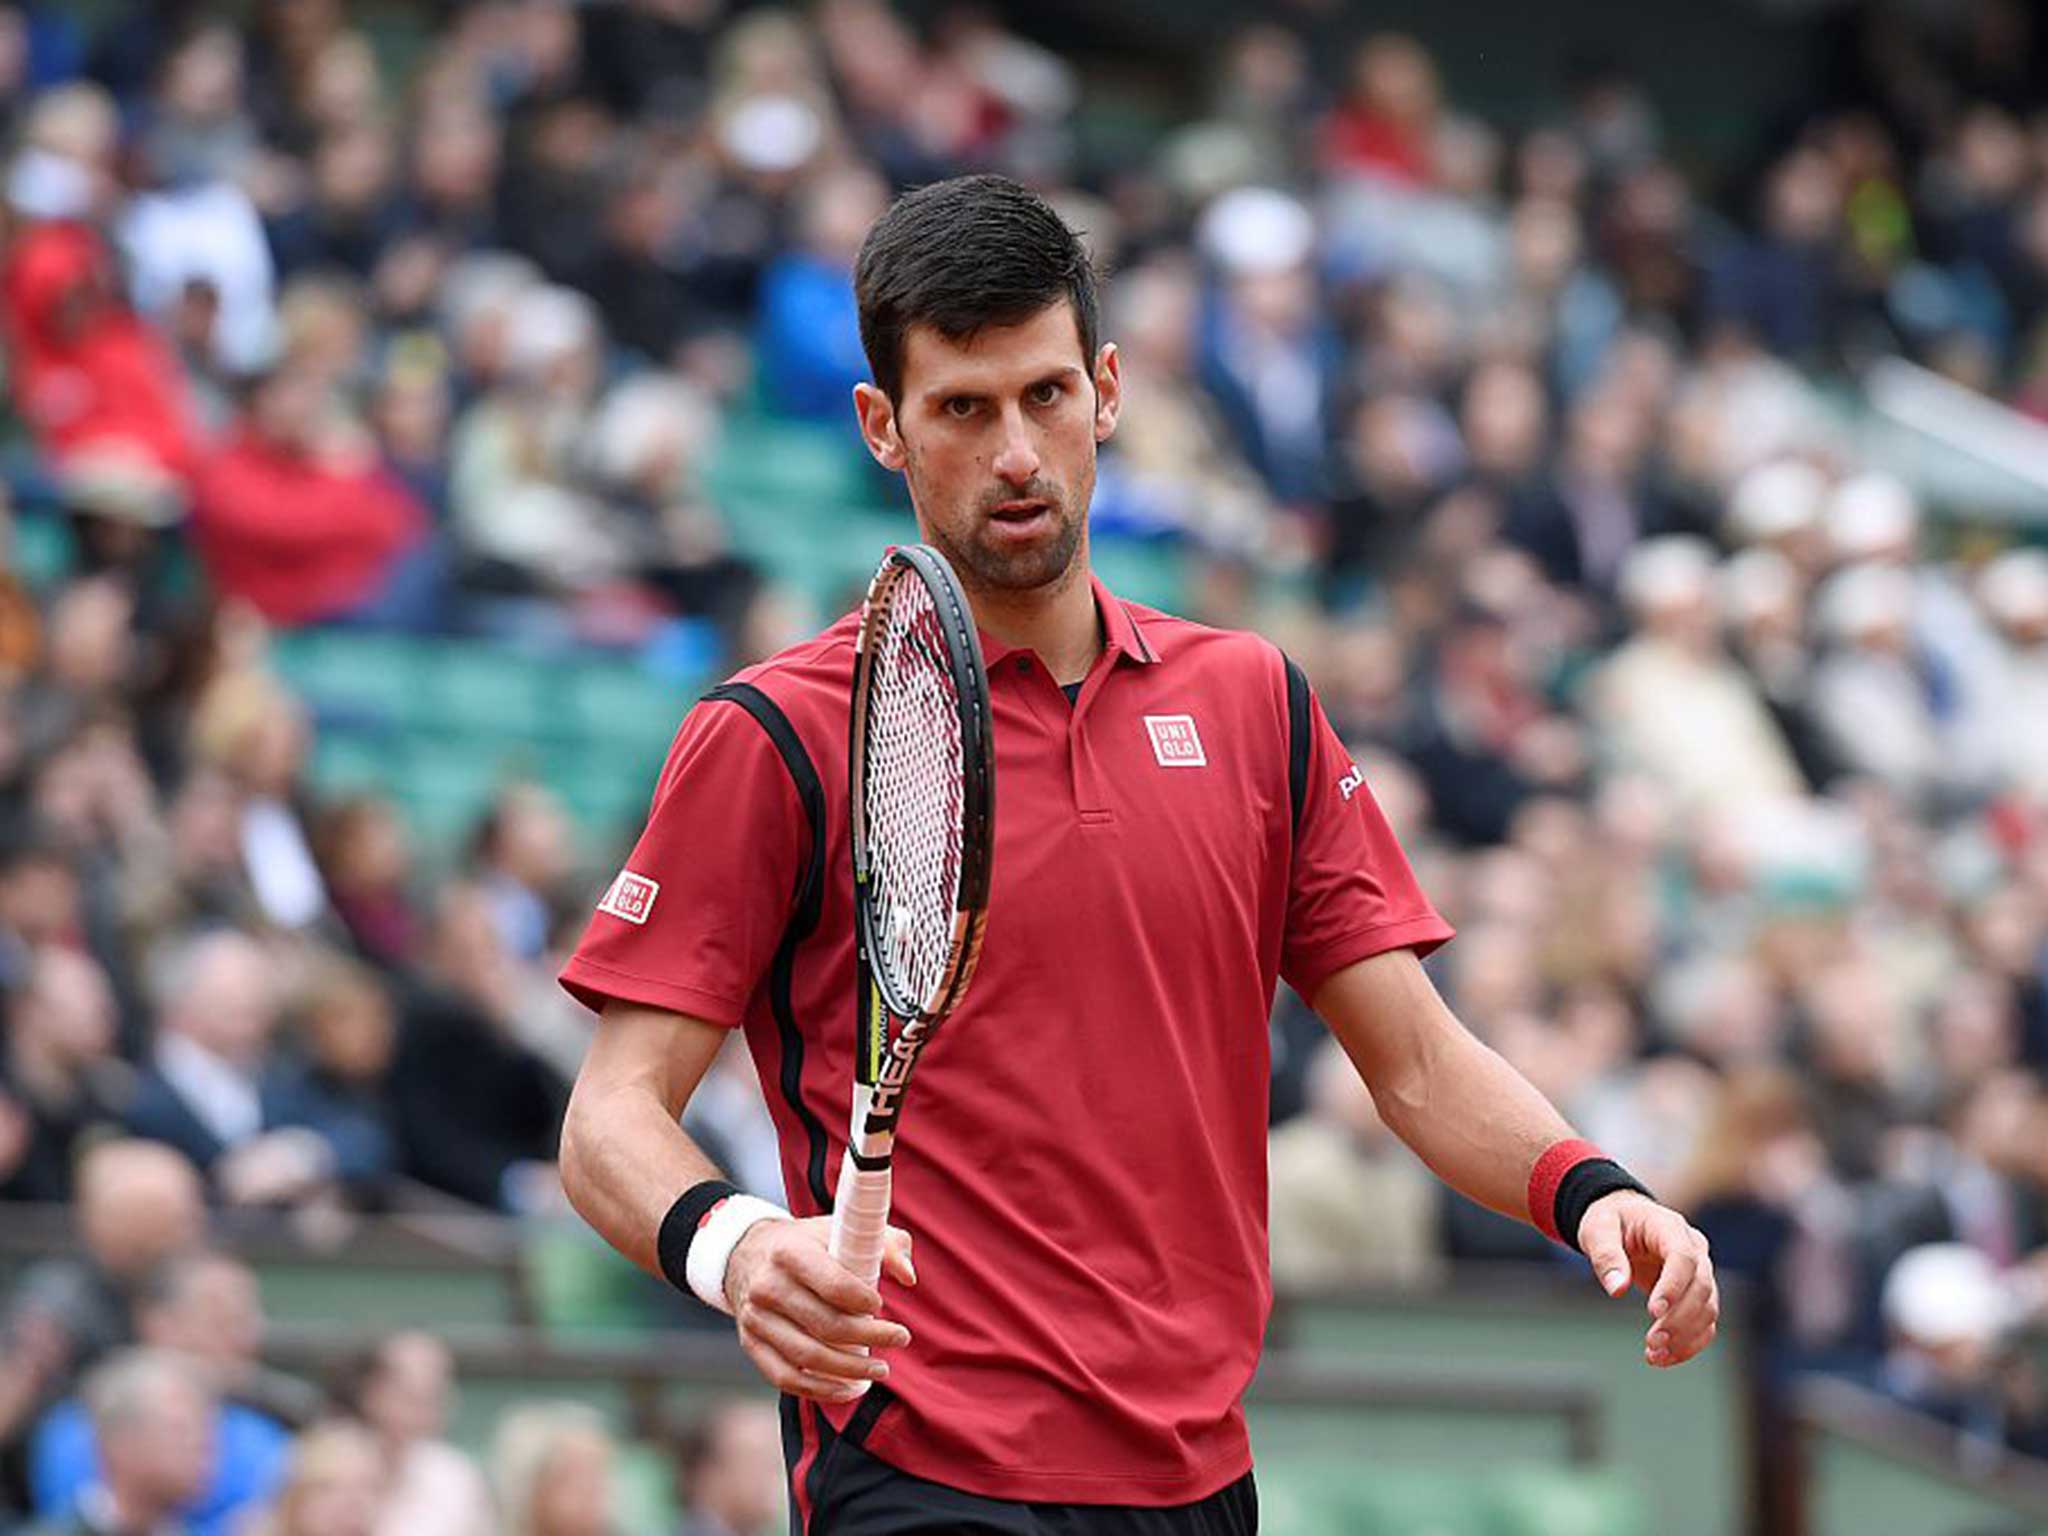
191, 429, 426, 625
0, 220, 199, 479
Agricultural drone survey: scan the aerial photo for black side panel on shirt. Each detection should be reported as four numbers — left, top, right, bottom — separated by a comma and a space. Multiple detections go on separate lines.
703, 682, 833, 1211
1282, 653, 1311, 837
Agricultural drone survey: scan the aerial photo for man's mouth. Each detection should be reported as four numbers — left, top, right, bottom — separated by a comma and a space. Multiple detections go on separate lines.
989, 500, 1051, 526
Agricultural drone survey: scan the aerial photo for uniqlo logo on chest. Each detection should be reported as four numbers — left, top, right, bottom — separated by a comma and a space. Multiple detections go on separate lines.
1144, 714, 1207, 768
598, 870, 660, 924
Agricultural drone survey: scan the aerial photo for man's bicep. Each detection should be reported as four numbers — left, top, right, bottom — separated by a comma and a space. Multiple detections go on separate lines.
577, 999, 731, 1119
1309, 946, 1475, 1104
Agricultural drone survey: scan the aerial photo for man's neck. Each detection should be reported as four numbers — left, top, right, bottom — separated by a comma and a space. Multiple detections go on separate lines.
964, 558, 1102, 686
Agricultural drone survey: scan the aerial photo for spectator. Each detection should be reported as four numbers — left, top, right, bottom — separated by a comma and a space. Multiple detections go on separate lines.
468, 783, 574, 965
28, 1255, 294, 1536
491, 1403, 617, 1536
1269, 1036, 1441, 1289
242, 1419, 383, 1536
125, 930, 390, 1207
0, 946, 124, 1205
186, 670, 325, 933
389, 885, 565, 1213
2, 85, 199, 499
331, 1332, 491, 1536
1318, 33, 1439, 186
1590, 537, 1806, 816
754, 164, 885, 420
1876, 1243, 2047, 1458
187, 362, 435, 632
669, 1400, 782, 1536
27, 1349, 213, 1536
310, 796, 419, 971
0, 1141, 205, 1477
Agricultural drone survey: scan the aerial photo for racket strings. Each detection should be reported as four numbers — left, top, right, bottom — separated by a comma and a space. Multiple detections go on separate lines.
864, 575, 966, 1017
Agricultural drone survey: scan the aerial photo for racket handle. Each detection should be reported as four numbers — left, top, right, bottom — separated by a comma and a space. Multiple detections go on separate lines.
828, 1149, 893, 1290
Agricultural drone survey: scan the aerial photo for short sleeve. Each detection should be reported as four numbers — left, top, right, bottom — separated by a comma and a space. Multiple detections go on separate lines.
558, 694, 807, 1026
1281, 684, 1453, 1000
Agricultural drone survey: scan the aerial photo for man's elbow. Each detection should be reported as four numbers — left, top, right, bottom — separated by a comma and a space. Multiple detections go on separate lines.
557, 1076, 601, 1219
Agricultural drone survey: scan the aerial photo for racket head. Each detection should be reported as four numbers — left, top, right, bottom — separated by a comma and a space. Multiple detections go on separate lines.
848, 544, 995, 1040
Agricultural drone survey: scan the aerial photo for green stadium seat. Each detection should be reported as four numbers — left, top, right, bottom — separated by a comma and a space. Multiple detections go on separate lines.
1090, 535, 1190, 613
308, 730, 401, 798
708, 415, 879, 511
565, 660, 688, 752
419, 642, 550, 741
272, 631, 432, 730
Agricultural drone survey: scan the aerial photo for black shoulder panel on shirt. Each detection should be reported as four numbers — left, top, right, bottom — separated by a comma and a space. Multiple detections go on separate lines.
702, 681, 833, 1212
1283, 653, 1311, 838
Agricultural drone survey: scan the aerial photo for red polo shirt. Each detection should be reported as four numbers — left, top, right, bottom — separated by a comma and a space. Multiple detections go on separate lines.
561, 574, 1452, 1509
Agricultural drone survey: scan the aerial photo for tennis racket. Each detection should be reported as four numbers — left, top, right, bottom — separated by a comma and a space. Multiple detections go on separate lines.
828, 544, 996, 1289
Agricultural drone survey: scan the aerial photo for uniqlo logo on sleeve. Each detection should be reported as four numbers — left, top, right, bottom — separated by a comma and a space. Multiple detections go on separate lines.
1143, 714, 1207, 767
598, 871, 660, 924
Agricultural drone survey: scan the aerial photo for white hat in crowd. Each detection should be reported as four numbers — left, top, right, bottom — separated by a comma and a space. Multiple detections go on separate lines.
1825, 472, 1920, 563
1725, 458, 1828, 546
1882, 1243, 2014, 1349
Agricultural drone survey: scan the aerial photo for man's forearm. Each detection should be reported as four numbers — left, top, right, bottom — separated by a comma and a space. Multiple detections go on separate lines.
1313, 949, 1578, 1229
561, 1001, 747, 1278
560, 1076, 729, 1280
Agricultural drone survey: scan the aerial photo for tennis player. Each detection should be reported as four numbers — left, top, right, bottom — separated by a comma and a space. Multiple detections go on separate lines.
557, 174, 1718, 1534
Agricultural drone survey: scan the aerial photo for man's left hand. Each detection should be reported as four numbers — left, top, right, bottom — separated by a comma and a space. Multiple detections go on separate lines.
1576, 1191, 1718, 1368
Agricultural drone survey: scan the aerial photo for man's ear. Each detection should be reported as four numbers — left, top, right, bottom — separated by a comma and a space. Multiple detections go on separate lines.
854, 382, 907, 471
1092, 342, 1122, 444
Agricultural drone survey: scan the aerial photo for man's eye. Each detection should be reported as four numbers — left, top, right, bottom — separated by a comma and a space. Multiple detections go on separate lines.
1029, 381, 1061, 406
944, 397, 978, 418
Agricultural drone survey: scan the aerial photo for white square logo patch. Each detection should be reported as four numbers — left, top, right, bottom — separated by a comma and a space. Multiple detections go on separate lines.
1144, 714, 1207, 768
598, 871, 660, 924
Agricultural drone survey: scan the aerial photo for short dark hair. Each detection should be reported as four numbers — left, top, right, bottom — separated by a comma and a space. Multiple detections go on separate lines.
855, 174, 1098, 404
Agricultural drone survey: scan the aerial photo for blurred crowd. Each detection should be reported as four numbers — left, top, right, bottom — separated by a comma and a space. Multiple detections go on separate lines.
0, 1144, 785, 1535
0, 0, 2042, 1527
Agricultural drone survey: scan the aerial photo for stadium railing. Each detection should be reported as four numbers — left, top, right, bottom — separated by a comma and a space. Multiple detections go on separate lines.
1796, 1374, 2048, 1536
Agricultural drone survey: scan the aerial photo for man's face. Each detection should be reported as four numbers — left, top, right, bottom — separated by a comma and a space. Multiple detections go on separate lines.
857, 301, 1120, 601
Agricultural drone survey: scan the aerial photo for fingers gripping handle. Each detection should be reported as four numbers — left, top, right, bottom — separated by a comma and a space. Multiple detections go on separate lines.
828, 1150, 893, 1289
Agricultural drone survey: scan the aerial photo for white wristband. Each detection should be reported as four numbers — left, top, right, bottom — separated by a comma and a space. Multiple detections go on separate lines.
685, 1194, 791, 1314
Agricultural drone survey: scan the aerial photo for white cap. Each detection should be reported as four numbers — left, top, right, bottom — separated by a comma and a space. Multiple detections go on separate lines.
1882, 1243, 2012, 1348
6, 147, 94, 220
1979, 548, 2048, 630
719, 94, 823, 175
1826, 472, 1920, 561
1816, 562, 1914, 642
1198, 186, 1315, 276
503, 285, 599, 379
1618, 535, 1717, 618
1725, 458, 1827, 545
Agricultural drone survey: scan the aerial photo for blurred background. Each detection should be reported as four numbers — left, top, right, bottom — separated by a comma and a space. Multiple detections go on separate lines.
0, 0, 2044, 1532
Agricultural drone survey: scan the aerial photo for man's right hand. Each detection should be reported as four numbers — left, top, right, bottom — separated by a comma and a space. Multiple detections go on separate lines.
726, 1215, 915, 1403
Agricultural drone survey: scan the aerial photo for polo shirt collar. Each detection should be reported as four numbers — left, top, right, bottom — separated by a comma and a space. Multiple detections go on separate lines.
977, 571, 1160, 672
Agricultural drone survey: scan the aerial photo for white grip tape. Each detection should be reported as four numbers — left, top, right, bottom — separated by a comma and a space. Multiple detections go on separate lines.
684, 1194, 791, 1315
828, 1149, 894, 1290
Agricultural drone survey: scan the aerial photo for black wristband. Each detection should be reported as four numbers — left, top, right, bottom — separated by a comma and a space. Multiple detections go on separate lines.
1554, 1160, 1653, 1255
656, 1179, 741, 1294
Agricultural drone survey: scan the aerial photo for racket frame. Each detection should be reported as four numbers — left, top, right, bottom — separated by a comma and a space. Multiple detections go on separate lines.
843, 543, 994, 1166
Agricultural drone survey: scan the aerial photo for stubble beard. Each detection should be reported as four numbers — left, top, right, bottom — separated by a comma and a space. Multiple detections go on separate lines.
911, 465, 1088, 596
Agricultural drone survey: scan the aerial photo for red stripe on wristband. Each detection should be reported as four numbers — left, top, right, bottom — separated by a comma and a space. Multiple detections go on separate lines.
1528, 1138, 1602, 1245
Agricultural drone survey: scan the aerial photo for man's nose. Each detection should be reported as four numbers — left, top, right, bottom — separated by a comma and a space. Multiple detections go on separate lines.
991, 407, 1040, 486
